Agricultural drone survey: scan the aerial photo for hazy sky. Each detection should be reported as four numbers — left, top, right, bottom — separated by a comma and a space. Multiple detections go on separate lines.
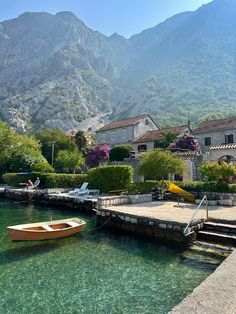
0, 0, 212, 38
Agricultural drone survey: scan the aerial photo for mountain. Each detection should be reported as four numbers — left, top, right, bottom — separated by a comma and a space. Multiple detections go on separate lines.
0, 11, 126, 131
115, 0, 236, 125
1, 0, 236, 132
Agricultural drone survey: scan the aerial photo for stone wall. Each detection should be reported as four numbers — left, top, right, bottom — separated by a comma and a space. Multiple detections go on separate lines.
109, 158, 144, 182
178, 155, 203, 181
203, 147, 236, 162
96, 116, 158, 146
96, 208, 204, 243
132, 140, 155, 153
96, 125, 135, 146
97, 194, 152, 208
2, 189, 97, 214
195, 129, 236, 153
198, 191, 236, 206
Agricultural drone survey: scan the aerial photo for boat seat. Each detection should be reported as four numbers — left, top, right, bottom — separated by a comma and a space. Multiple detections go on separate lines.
42, 225, 54, 231
67, 221, 79, 227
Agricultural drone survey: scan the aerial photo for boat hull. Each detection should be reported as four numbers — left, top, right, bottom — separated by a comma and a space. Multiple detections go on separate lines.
7, 218, 86, 241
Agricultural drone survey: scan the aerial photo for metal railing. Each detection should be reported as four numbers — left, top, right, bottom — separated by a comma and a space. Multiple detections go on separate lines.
183, 195, 208, 237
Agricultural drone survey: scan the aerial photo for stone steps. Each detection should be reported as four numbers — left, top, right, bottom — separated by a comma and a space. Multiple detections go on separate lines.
198, 230, 236, 246
180, 251, 223, 268
191, 240, 234, 257
181, 240, 231, 268
203, 222, 236, 235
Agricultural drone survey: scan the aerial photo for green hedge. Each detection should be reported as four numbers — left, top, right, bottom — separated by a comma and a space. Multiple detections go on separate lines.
87, 165, 133, 193
127, 181, 161, 194
127, 180, 236, 194
2, 172, 88, 188
176, 181, 236, 193
3, 172, 236, 193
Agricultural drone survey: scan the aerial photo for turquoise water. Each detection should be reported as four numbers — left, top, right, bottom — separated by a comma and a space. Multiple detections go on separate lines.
0, 199, 217, 314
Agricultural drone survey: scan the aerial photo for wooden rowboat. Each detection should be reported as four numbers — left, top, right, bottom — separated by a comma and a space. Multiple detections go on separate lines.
7, 217, 86, 241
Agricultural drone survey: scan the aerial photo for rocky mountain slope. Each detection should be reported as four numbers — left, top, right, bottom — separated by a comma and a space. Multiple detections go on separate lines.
0, 0, 236, 132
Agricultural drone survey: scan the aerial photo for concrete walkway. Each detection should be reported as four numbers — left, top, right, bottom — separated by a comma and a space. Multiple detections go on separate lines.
107, 201, 236, 224
169, 250, 236, 314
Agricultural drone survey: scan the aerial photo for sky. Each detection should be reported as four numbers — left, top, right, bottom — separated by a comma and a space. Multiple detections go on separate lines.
0, 0, 212, 38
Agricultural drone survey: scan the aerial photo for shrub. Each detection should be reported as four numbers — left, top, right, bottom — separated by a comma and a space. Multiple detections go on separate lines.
2, 172, 88, 188
127, 181, 161, 194
55, 150, 84, 173
109, 145, 133, 161
200, 161, 236, 183
175, 181, 236, 193
31, 162, 54, 173
87, 165, 133, 193
86, 144, 110, 168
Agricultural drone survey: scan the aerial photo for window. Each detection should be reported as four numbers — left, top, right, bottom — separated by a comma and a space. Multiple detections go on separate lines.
138, 144, 147, 152
225, 134, 234, 144
204, 137, 211, 146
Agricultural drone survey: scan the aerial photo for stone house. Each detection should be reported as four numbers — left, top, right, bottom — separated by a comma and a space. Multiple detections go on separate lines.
96, 114, 159, 146
193, 117, 236, 164
132, 124, 190, 154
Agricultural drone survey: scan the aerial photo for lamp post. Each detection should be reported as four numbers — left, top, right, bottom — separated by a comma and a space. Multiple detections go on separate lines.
51, 141, 55, 166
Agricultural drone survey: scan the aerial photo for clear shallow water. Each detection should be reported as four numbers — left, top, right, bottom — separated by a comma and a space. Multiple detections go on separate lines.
0, 199, 217, 314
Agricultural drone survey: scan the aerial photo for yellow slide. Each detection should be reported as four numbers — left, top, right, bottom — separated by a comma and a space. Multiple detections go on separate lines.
168, 183, 195, 203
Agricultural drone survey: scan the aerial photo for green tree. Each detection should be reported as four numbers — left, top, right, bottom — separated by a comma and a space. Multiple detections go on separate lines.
154, 132, 177, 149
36, 129, 77, 164
139, 149, 185, 184
75, 131, 95, 155
55, 150, 84, 173
109, 144, 134, 161
0, 120, 52, 174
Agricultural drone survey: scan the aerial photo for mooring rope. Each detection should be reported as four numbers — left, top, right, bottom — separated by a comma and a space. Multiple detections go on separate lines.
0, 232, 6, 242
88, 215, 112, 232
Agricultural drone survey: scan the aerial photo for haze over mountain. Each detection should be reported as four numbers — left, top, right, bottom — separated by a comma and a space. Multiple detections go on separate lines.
0, 0, 236, 132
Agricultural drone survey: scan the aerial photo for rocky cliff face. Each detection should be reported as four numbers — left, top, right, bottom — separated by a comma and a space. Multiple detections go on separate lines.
1, 0, 236, 132
0, 11, 125, 131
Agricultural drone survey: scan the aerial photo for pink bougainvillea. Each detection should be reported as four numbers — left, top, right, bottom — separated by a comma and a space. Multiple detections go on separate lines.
86, 144, 111, 168
169, 134, 201, 153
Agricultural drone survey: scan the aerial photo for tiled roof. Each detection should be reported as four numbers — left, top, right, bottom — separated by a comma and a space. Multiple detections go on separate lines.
134, 125, 189, 143
193, 117, 236, 134
210, 144, 236, 150
96, 114, 154, 132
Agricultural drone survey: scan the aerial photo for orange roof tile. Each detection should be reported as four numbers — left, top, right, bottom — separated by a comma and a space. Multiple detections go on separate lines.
96, 114, 157, 132
134, 125, 189, 143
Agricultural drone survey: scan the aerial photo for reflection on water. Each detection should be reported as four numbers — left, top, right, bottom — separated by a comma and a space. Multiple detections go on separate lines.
0, 199, 217, 314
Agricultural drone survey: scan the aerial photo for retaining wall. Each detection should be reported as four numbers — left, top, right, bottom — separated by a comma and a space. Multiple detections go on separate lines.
2, 189, 97, 214
97, 194, 152, 209
198, 192, 236, 206
96, 208, 205, 243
